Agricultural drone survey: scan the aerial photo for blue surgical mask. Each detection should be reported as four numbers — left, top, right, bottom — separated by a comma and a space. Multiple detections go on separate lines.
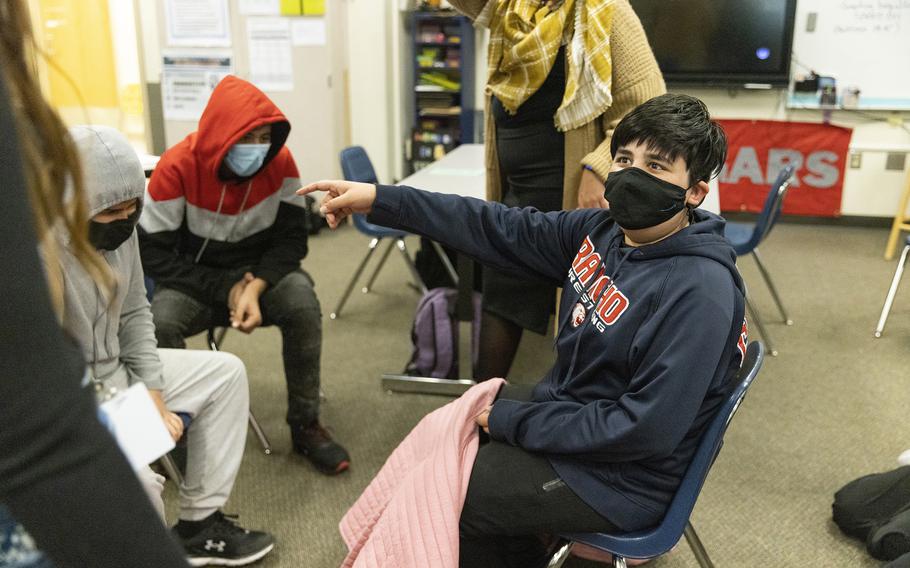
225, 143, 270, 177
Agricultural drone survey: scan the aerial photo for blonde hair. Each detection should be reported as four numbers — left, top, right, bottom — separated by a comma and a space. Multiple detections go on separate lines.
0, 0, 113, 313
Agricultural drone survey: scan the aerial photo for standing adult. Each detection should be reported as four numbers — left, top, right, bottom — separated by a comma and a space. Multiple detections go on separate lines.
447, 0, 665, 379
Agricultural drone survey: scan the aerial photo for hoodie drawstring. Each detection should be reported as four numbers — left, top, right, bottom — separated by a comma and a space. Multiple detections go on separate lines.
194, 182, 253, 264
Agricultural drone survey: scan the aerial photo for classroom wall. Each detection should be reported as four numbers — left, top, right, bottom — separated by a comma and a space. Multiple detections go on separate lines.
345, 0, 400, 183
136, 0, 347, 182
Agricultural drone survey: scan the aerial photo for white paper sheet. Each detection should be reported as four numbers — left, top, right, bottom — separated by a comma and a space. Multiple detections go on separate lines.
161, 53, 233, 121
247, 18, 294, 91
98, 383, 175, 472
291, 18, 326, 46
238, 0, 280, 15
164, 0, 231, 47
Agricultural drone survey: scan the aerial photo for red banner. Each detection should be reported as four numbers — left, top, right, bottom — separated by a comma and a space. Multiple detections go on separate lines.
717, 119, 852, 217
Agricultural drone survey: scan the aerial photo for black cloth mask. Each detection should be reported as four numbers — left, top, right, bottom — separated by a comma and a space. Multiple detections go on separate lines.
88, 208, 141, 251
604, 167, 689, 230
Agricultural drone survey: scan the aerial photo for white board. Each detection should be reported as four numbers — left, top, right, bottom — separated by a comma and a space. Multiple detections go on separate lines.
790, 0, 910, 110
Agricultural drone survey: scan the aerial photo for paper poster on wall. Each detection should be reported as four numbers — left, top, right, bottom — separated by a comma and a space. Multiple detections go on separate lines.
280, 0, 303, 16
717, 119, 853, 217
291, 18, 326, 46
302, 0, 325, 16
164, 0, 231, 47
161, 54, 233, 121
239, 0, 280, 16
247, 18, 294, 91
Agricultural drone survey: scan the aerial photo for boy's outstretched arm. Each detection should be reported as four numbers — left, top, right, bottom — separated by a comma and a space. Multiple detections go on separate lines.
299, 181, 603, 285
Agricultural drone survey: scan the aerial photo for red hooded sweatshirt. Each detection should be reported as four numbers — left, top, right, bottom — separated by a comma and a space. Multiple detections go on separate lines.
139, 75, 306, 305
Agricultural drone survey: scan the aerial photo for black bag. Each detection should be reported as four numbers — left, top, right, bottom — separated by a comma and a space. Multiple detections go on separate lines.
833, 466, 910, 559
869, 508, 910, 561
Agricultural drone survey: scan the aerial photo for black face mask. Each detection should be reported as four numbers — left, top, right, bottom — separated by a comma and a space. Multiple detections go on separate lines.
604, 167, 689, 230
88, 208, 140, 251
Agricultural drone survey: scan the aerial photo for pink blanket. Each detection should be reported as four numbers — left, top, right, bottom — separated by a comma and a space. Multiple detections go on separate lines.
339, 379, 505, 568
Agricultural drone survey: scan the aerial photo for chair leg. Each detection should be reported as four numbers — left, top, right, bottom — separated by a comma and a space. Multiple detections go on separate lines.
331, 237, 382, 319
751, 248, 792, 326
206, 327, 272, 454
248, 411, 272, 455
396, 238, 428, 294
160, 454, 184, 486
684, 522, 715, 568
362, 239, 397, 294
430, 239, 460, 286
875, 243, 910, 337
546, 541, 573, 568
207, 327, 228, 351
613, 556, 628, 568
746, 297, 777, 357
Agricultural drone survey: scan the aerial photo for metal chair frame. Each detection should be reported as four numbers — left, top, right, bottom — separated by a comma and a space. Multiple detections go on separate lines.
875, 235, 910, 338
725, 166, 795, 357
329, 216, 441, 320
207, 327, 273, 455
333, 146, 458, 320
547, 342, 766, 568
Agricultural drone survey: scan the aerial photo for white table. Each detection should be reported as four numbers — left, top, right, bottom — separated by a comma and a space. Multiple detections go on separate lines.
398, 144, 486, 199
382, 144, 486, 396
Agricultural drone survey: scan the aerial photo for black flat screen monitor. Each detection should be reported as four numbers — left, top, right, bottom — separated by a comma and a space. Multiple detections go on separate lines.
629, 0, 797, 87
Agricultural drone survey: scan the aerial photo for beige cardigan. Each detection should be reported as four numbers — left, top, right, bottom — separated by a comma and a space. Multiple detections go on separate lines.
446, 0, 666, 209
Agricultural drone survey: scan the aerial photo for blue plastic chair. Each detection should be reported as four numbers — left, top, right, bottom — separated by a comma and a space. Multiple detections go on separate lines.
548, 341, 766, 568
723, 165, 795, 357
335, 146, 454, 319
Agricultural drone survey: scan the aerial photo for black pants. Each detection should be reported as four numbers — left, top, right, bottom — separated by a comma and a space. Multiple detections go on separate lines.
459, 385, 617, 568
150, 269, 323, 427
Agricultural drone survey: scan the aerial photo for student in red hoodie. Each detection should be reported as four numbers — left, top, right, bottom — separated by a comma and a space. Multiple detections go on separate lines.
138, 75, 349, 475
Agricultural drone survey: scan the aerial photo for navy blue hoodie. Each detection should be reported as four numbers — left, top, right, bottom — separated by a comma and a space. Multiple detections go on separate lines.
369, 184, 747, 532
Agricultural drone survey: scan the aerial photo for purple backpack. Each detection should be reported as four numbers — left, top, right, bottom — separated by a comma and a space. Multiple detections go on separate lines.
406, 287, 482, 379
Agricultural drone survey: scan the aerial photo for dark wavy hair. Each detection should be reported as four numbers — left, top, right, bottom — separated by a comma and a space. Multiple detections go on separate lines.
610, 93, 728, 186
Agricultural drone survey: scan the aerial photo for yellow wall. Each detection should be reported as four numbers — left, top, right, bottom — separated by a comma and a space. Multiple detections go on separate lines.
35, 0, 118, 108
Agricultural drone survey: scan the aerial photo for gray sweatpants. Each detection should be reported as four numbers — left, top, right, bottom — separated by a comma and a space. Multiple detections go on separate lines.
115, 348, 249, 522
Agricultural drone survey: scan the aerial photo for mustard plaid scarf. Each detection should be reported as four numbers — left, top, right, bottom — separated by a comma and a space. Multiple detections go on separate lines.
482, 0, 615, 132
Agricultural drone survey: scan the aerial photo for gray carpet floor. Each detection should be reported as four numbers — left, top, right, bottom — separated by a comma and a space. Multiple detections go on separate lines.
164, 219, 909, 567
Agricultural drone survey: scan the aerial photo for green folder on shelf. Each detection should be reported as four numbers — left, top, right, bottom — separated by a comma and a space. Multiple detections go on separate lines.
419, 72, 460, 91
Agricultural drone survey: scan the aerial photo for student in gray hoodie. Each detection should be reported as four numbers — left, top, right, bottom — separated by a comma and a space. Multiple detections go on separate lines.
60, 125, 274, 567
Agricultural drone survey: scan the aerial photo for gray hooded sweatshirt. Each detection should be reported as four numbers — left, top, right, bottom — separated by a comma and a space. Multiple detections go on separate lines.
61, 126, 163, 390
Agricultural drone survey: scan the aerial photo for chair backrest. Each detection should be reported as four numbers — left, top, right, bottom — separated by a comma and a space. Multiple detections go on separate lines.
338, 145, 407, 238
339, 146, 382, 234
340, 146, 379, 184
748, 165, 795, 249
567, 340, 766, 558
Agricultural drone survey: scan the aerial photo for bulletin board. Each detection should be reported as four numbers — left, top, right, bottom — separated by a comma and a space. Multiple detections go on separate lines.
789, 0, 910, 110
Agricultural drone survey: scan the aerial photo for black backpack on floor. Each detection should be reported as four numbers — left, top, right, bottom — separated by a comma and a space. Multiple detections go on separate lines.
833, 466, 910, 561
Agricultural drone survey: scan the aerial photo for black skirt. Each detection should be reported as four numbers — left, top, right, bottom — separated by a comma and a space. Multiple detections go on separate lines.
485, 52, 566, 335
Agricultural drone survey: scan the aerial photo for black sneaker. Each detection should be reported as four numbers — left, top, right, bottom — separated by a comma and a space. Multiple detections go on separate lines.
291, 421, 351, 475
174, 512, 274, 566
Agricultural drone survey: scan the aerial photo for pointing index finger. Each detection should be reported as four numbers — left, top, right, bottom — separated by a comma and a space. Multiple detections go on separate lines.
296, 181, 333, 196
